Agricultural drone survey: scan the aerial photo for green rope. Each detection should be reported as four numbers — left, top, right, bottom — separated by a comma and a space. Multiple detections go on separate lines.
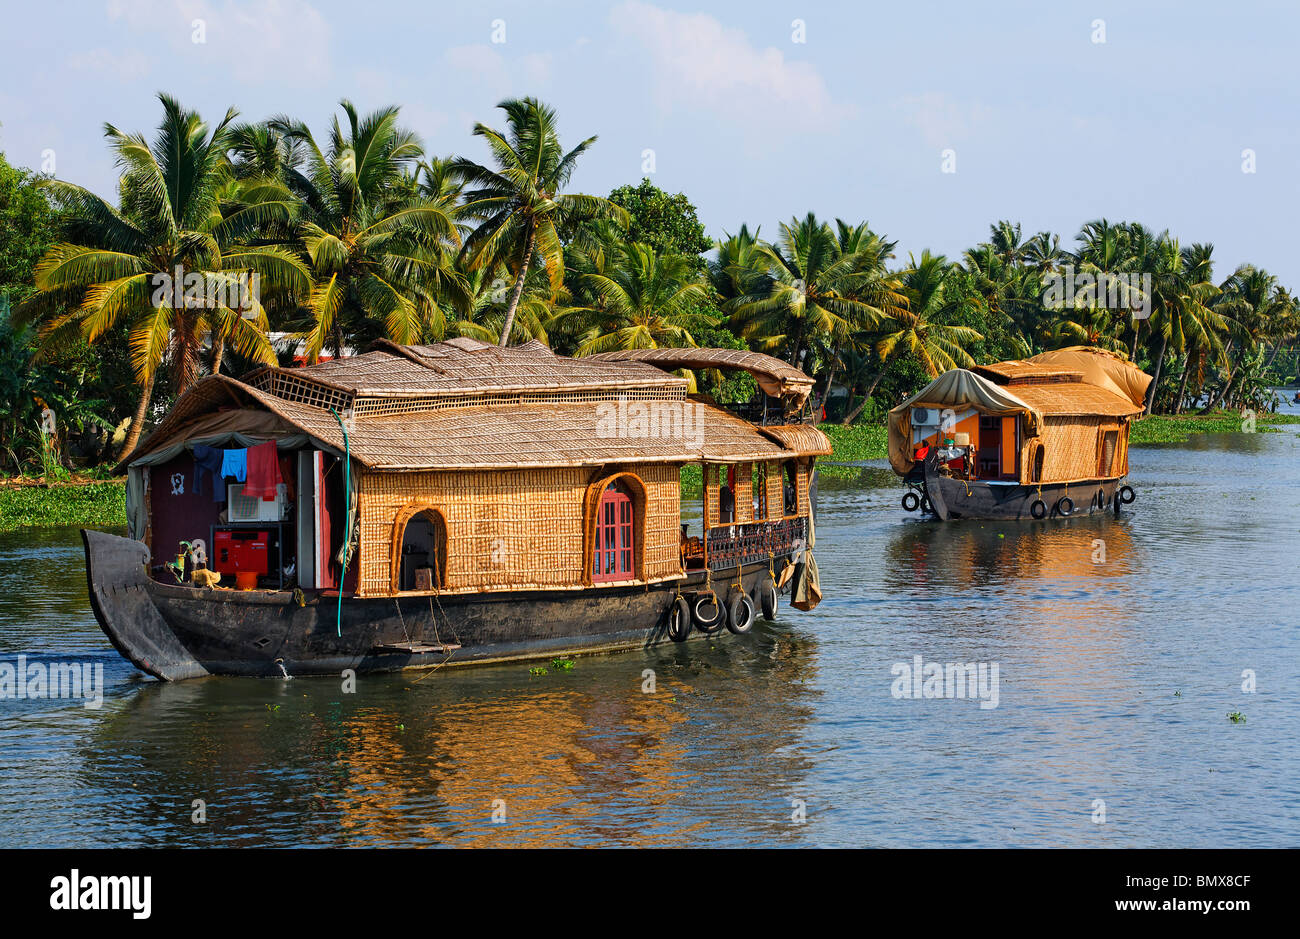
330, 408, 351, 638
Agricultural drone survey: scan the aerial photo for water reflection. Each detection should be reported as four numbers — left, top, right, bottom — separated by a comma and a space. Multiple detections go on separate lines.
73, 628, 820, 847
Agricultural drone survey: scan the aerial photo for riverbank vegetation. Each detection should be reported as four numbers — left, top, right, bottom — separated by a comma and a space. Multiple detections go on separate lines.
0, 479, 127, 532
2, 93, 1297, 482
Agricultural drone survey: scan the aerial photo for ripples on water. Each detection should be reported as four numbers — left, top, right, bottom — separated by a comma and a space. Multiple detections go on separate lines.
0, 425, 1296, 847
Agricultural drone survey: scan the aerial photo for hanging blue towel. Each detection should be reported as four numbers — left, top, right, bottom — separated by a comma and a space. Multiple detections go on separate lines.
192, 444, 226, 501
221, 448, 247, 483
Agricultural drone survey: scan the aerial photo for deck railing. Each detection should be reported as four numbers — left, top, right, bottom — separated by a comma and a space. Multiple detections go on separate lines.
705, 516, 808, 571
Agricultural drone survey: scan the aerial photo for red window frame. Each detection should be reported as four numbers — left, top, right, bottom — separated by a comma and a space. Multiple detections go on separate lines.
593, 483, 635, 582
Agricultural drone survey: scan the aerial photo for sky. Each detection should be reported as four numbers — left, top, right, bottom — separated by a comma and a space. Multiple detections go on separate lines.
0, 0, 1296, 286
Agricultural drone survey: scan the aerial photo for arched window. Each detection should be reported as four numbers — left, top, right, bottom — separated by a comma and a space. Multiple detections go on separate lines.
1028, 442, 1045, 484
593, 482, 635, 582
390, 505, 448, 593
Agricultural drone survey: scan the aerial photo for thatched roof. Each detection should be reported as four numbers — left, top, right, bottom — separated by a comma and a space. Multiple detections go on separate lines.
243, 337, 686, 407
124, 340, 831, 470
585, 347, 815, 402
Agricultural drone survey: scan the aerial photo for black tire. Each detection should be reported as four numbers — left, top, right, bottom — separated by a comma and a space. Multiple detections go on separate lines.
757, 578, 777, 621
901, 491, 921, 512
692, 592, 724, 633
667, 596, 691, 642
1118, 485, 1136, 504
727, 592, 756, 635
1056, 496, 1074, 516
1030, 499, 1047, 519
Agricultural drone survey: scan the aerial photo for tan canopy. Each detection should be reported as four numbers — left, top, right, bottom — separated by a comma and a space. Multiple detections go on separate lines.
887, 369, 1038, 475
1025, 347, 1151, 409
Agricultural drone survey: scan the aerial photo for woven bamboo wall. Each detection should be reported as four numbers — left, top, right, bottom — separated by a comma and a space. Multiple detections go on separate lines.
1024, 416, 1132, 483
357, 463, 681, 597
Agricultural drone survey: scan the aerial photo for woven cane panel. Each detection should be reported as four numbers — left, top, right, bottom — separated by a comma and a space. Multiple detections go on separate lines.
357, 463, 681, 597
1028, 417, 1110, 483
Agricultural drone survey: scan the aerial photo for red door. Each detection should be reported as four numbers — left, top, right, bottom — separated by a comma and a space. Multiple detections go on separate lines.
593, 484, 634, 582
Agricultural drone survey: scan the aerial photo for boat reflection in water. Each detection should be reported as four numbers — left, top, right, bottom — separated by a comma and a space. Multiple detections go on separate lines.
879, 512, 1145, 707
78, 630, 821, 847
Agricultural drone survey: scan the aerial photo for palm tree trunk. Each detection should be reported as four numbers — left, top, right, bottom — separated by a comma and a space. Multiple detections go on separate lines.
1263, 340, 1283, 373
841, 368, 887, 425
115, 371, 157, 463
1199, 342, 1239, 412
1144, 333, 1168, 415
211, 332, 225, 376
499, 220, 536, 347
1172, 352, 1191, 415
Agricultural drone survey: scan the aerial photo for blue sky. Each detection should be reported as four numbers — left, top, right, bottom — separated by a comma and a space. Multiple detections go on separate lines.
1, 0, 1295, 286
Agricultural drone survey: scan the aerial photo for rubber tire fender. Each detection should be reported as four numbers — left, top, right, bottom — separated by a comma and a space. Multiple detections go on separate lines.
727, 592, 756, 635
1056, 496, 1074, 516
1030, 499, 1048, 520
757, 578, 778, 621
901, 491, 921, 512
692, 592, 725, 633
667, 596, 691, 643
1118, 485, 1136, 504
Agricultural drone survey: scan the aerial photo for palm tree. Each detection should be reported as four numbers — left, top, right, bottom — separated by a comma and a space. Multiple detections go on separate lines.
709, 225, 767, 306
841, 251, 983, 424
730, 212, 906, 368
451, 97, 627, 346
20, 93, 309, 458
270, 101, 466, 360
550, 241, 713, 354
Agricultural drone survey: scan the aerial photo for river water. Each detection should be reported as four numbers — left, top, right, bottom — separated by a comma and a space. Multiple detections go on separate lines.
0, 414, 1297, 847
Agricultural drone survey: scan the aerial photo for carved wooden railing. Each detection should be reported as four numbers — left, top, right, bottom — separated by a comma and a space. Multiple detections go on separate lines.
705, 516, 808, 571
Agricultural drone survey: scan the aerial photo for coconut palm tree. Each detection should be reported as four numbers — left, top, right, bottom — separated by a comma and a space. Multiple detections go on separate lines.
709, 224, 768, 307
730, 213, 907, 368
270, 101, 467, 360
550, 242, 713, 354
20, 93, 309, 458
451, 97, 627, 347
841, 251, 983, 424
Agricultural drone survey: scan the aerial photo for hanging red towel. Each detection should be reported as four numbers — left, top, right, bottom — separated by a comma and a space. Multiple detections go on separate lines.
244, 440, 282, 499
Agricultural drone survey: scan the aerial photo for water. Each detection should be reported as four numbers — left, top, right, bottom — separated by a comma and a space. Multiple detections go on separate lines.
0, 424, 1297, 847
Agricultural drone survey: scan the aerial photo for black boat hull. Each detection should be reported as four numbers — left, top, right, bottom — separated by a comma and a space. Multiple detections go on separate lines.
82, 529, 789, 681
907, 459, 1130, 521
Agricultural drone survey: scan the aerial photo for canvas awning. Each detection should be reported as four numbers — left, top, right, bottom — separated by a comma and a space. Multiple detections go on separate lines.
887, 369, 1039, 475
1025, 346, 1152, 409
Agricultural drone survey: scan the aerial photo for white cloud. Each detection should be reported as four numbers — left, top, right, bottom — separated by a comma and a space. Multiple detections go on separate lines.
105, 0, 330, 85
609, 1, 844, 125
66, 48, 151, 82
895, 92, 991, 148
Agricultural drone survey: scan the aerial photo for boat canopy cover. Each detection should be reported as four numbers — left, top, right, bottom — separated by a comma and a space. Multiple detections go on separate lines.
1024, 346, 1152, 409
887, 369, 1039, 475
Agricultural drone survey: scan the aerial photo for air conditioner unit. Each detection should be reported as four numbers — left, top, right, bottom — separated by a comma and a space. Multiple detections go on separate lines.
912, 407, 939, 426
227, 483, 286, 522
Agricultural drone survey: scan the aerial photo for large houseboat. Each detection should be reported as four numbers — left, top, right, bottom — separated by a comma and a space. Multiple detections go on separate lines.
83, 338, 830, 680
887, 346, 1151, 521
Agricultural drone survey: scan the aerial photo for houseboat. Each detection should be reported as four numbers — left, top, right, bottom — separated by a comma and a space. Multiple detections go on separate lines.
887, 346, 1151, 521
83, 338, 830, 680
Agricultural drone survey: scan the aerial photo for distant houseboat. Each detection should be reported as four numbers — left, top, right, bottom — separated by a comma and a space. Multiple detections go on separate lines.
887, 347, 1151, 521
83, 339, 830, 680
